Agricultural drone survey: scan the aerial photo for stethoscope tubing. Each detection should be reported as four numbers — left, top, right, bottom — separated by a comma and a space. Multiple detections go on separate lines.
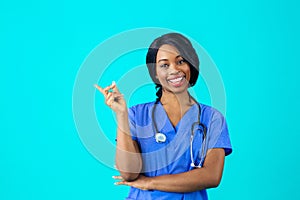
152, 98, 208, 168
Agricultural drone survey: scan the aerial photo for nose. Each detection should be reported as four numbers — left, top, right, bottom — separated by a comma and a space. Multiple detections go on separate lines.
169, 63, 181, 74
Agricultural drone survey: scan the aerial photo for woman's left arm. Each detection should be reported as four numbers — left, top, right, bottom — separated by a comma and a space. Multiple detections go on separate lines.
114, 148, 225, 192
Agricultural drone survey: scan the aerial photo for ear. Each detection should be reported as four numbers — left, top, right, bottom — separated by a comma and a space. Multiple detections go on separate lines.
154, 74, 160, 84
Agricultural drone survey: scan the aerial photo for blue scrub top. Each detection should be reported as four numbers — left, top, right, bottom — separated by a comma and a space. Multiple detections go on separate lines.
126, 101, 232, 200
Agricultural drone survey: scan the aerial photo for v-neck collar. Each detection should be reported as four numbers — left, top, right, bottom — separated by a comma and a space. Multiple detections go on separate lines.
156, 102, 198, 133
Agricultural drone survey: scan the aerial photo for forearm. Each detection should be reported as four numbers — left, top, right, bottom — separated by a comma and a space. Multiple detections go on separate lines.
115, 111, 142, 181
148, 149, 225, 192
148, 168, 219, 192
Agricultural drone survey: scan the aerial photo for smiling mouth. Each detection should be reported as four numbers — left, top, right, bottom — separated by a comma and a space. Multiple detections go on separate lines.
167, 76, 186, 87
168, 76, 184, 83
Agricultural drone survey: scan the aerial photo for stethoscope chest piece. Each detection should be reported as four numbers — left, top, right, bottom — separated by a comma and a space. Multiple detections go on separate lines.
155, 132, 167, 143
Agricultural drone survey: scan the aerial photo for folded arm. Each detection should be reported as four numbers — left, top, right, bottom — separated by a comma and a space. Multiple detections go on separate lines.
115, 148, 225, 192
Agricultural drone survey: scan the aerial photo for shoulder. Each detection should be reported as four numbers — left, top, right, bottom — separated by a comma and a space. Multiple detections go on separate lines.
128, 101, 156, 122
200, 103, 224, 116
200, 103, 226, 122
129, 101, 156, 114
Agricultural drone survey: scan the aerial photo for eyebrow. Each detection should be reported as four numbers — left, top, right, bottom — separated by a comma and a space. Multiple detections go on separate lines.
157, 55, 182, 63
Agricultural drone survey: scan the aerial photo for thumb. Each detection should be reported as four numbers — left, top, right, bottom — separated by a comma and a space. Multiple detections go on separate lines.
112, 81, 121, 94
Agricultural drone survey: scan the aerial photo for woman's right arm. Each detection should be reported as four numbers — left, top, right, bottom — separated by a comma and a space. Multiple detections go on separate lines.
115, 110, 142, 181
95, 82, 142, 181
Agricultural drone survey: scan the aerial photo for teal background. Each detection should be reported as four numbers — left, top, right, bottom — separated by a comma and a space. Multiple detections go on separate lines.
1, 0, 299, 199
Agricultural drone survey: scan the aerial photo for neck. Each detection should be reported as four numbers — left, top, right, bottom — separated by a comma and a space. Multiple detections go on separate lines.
160, 90, 194, 107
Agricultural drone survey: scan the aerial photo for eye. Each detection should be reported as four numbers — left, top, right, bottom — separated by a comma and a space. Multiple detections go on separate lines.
159, 63, 169, 68
177, 59, 186, 65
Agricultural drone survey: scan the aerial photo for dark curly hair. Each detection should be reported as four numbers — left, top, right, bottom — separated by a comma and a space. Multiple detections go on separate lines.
146, 33, 200, 100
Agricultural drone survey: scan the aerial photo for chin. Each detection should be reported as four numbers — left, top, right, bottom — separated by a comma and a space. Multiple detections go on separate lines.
164, 85, 189, 94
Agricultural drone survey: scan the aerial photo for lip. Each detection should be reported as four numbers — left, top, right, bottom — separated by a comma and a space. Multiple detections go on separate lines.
167, 75, 186, 87
167, 75, 185, 82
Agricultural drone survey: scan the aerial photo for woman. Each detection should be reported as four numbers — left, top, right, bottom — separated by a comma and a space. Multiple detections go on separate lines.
95, 33, 232, 199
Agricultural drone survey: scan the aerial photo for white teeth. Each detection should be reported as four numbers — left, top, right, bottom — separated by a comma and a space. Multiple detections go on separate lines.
168, 77, 183, 83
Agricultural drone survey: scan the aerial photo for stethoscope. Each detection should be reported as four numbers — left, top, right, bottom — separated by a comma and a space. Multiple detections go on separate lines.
152, 99, 208, 168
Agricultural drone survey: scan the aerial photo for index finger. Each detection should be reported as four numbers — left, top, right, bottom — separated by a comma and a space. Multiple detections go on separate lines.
112, 175, 124, 180
94, 84, 106, 95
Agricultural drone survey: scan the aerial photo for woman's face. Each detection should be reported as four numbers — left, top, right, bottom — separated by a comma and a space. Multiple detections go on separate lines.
156, 44, 191, 94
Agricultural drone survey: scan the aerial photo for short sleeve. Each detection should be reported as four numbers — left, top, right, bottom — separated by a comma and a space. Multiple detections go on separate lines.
128, 106, 138, 141
207, 111, 232, 156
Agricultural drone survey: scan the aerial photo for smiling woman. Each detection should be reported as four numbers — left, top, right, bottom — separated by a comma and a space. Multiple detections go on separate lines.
95, 33, 232, 200
156, 44, 191, 94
